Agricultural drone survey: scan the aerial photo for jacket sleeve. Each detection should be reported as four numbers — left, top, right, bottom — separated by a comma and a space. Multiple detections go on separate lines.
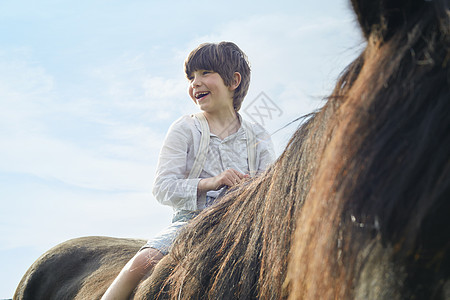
152, 117, 201, 211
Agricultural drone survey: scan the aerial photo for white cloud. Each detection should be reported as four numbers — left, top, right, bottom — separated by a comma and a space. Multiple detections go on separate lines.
85, 51, 197, 123
143, 76, 186, 100
0, 50, 55, 135
0, 134, 153, 191
0, 50, 172, 194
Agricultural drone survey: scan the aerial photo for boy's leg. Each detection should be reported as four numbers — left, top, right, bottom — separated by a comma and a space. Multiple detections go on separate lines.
101, 247, 164, 300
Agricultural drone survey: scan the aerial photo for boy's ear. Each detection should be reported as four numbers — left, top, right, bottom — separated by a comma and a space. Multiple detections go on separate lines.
229, 72, 241, 90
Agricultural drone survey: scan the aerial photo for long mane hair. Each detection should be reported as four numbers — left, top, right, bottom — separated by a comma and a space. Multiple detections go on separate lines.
139, 0, 450, 299
287, 0, 450, 298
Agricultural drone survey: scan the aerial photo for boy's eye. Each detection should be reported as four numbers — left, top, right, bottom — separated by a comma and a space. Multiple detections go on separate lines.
188, 70, 213, 81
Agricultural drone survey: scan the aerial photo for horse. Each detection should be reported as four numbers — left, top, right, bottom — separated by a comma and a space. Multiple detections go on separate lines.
14, 237, 145, 299
14, 0, 449, 299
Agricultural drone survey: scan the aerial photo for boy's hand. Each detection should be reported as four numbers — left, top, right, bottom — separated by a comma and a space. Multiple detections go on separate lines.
198, 169, 249, 192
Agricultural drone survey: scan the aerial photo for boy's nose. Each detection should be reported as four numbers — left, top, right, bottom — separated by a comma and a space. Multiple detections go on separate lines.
191, 76, 201, 87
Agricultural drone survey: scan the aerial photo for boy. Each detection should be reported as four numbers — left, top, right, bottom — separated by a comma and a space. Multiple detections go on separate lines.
102, 41, 274, 299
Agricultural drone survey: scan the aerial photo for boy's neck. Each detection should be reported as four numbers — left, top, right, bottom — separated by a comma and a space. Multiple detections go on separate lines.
203, 109, 240, 140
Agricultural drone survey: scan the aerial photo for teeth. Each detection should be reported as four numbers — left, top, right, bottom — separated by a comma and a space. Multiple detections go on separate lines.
195, 92, 209, 99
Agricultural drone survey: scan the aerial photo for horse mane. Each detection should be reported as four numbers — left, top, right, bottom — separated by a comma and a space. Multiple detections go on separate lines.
288, 0, 450, 298
141, 0, 449, 299
149, 110, 324, 299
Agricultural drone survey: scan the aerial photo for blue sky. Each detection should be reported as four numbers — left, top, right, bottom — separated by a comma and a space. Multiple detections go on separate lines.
0, 0, 364, 297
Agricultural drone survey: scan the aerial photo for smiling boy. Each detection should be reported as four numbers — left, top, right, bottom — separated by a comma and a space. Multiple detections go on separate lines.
102, 41, 274, 300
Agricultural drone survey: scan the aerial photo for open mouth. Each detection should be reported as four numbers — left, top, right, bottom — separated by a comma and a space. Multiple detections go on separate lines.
195, 91, 210, 100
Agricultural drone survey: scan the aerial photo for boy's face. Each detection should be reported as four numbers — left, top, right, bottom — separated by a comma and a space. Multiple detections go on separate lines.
188, 70, 235, 114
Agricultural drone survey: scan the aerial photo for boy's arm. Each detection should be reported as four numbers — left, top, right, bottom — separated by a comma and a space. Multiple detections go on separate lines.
152, 117, 200, 211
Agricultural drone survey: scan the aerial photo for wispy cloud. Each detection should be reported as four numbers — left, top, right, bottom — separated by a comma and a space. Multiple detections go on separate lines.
0, 50, 167, 192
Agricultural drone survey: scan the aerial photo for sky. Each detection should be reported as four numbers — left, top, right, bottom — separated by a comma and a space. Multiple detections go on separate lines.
0, 0, 364, 298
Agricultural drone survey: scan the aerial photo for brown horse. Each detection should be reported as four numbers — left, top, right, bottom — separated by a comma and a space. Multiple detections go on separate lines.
14, 237, 145, 299
15, 0, 449, 299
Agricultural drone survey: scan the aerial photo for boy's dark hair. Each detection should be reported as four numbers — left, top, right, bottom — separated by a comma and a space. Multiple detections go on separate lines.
184, 41, 251, 111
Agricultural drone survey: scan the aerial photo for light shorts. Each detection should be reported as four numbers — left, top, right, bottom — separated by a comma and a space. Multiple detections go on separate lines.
141, 198, 215, 255
140, 220, 187, 255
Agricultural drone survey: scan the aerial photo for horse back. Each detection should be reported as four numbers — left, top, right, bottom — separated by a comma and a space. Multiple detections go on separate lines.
14, 236, 144, 300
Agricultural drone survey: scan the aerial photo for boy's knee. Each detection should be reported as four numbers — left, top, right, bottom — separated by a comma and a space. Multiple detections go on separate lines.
130, 248, 164, 272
